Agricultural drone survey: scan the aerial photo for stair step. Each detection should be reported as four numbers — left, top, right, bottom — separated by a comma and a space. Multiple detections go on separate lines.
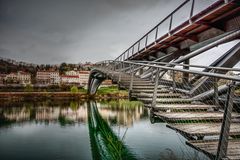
167, 123, 240, 137
133, 89, 169, 94
121, 83, 154, 86
146, 104, 218, 111
153, 111, 240, 122
138, 98, 192, 104
132, 92, 181, 98
186, 139, 240, 159
132, 86, 165, 89
114, 79, 151, 83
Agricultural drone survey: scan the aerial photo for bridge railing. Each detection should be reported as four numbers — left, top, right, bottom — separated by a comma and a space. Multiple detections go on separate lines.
96, 60, 240, 82
94, 60, 240, 160
115, 0, 224, 62
96, 60, 240, 106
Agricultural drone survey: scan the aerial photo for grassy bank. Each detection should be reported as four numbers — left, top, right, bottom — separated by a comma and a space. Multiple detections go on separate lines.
0, 86, 129, 101
95, 86, 128, 99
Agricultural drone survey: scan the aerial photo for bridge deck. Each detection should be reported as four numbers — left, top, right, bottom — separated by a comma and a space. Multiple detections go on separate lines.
94, 66, 240, 160
167, 123, 240, 138
154, 111, 240, 122
132, 92, 181, 98
91, 0, 240, 159
129, 0, 240, 60
150, 104, 218, 111
139, 97, 192, 104
132, 89, 169, 93
186, 139, 240, 160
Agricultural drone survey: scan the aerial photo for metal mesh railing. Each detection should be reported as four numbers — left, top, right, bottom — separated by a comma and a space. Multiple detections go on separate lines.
93, 59, 240, 160
115, 0, 221, 61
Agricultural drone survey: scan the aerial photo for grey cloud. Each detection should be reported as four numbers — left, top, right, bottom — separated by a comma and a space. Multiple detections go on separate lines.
0, 48, 12, 57
0, 0, 217, 64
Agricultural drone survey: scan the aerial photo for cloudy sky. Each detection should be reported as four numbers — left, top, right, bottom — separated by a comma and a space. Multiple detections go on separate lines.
0, 0, 218, 64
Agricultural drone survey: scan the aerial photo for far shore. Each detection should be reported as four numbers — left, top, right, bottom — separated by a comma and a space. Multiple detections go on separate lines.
0, 91, 129, 101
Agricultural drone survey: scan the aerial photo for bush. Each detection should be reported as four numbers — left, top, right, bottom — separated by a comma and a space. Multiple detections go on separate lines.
70, 86, 78, 93
24, 84, 33, 92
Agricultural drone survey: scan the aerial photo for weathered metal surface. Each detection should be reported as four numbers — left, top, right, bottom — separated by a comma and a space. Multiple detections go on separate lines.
186, 139, 240, 160
167, 123, 240, 137
116, 0, 240, 61
154, 111, 240, 122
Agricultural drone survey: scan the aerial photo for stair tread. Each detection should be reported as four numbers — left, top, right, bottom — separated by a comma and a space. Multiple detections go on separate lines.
146, 104, 218, 110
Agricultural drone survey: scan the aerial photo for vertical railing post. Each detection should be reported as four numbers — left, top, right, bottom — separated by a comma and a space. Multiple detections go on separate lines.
120, 60, 122, 70
155, 27, 159, 42
151, 67, 154, 82
168, 15, 173, 36
183, 59, 190, 84
118, 73, 122, 89
189, 0, 195, 24
113, 61, 116, 72
172, 70, 176, 92
145, 35, 148, 49
129, 65, 134, 100
138, 41, 140, 54
118, 62, 122, 89
151, 68, 160, 108
132, 46, 134, 57
216, 82, 236, 160
213, 76, 219, 108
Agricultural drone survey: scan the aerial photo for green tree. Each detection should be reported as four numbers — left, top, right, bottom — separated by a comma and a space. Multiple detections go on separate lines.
70, 86, 78, 93
59, 62, 68, 74
24, 84, 33, 92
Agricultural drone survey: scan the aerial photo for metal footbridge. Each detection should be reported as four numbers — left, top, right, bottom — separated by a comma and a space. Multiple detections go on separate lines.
88, 0, 240, 159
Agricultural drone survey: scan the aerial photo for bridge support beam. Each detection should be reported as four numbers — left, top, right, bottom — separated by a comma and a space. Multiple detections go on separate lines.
183, 59, 190, 84
151, 68, 160, 108
216, 82, 235, 160
129, 66, 134, 100
88, 70, 107, 95
213, 76, 219, 108
172, 70, 176, 92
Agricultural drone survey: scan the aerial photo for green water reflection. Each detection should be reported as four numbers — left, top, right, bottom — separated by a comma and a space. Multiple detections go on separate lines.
88, 101, 136, 160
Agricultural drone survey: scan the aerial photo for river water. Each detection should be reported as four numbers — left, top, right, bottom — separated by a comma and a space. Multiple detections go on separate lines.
0, 100, 209, 160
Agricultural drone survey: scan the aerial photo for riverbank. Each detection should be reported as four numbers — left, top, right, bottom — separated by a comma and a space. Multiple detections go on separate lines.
0, 91, 128, 100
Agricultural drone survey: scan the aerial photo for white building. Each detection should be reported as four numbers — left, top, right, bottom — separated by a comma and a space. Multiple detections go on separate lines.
0, 74, 7, 84
18, 71, 31, 84
5, 73, 18, 81
5, 71, 31, 84
61, 75, 80, 84
49, 72, 60, 84
36, 71, 60, 84
79, 71, 90, 86
65, 70, 79, 76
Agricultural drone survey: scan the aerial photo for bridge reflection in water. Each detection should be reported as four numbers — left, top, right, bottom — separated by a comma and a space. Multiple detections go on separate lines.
0, 100, 145, 127
0, 100, 144, 159
87, 101, 137, 160
0, 100, 207, 159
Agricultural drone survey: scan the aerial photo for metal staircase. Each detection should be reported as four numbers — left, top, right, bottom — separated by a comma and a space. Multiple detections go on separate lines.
88, 0, 240, 159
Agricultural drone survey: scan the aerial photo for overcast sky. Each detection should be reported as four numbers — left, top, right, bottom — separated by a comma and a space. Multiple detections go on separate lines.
0, 0, 219, 64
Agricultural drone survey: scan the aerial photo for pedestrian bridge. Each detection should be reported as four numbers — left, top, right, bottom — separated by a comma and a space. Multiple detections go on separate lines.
88, 0, 240, 159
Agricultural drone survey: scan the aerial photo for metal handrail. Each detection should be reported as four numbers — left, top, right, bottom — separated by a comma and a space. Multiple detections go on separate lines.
115, 0, 191, 61
130, 60, 240, 72
95, 60, 240, 82
115, 0, 223, 61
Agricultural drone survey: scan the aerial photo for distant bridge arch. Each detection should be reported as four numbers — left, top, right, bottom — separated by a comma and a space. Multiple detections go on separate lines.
87, 69, 107, 94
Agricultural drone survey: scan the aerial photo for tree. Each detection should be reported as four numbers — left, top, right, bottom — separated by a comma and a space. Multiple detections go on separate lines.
24, 84, 33, 92
70, 86, 78, 93
59, 62, 68, 74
